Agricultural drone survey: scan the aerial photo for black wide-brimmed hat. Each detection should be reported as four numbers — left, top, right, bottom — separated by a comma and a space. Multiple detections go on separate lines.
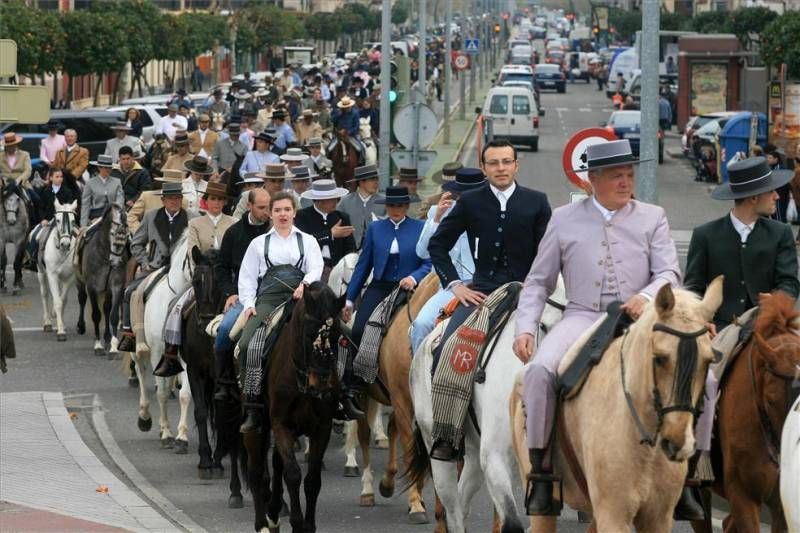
432, 161, 463, 184
572, 139, 651, 173
376, 186, 411, 205
711, 156, 794, 201
183, 155, 214, 175
46, 118, 63, 130
443, 167, 487, 194
394, 167, 424, 182
347, 164, 379, 183
254, 131, 275, 143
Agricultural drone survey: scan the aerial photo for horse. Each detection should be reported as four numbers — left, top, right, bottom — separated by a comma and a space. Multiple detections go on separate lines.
358, 117, 378, 168
242, 282, 346, 533
76, 204, 128, 357
210, 111, 226, 132
130, 235, 193, 453
0, 181, 30, 295
407, 279, 566, 533
328, 128, 364, 191
0, 305, 15, 374
508, 279, 723, 533
690, 292, 800, 533
36, 200, 79, 341
782, 396, 800, 532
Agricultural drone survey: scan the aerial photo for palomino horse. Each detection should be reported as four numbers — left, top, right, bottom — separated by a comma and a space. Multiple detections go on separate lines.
76, 204, 127, 357
328, 128, 364, 191
183, 246, 244, 508
408, 280, 566, 533
130, 235, 193, 453
242, 282, 346, 533
358, 117, 378, 168
37, 200, 79, 341
510, 279, 723, 533
0, 182, 29, 295
782, 396, 800, 532
691, 293, 800, 533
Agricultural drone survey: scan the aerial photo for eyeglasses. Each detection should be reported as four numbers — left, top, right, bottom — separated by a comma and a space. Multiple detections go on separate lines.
484, 158, 517, 168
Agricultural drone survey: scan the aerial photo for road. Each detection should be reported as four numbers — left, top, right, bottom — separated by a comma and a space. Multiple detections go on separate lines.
1, 79, 730, 532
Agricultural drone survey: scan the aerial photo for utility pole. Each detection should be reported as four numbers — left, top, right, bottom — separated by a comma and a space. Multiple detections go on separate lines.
443, 0, 452, 144
379, 0, 392, 189
413, 0, 427, 170
469, 2, 476, 103
638, 0, 659, 203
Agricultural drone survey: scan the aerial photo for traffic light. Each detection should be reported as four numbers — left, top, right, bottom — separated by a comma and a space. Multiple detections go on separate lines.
389, 61, 399, 103
494, 23, 501, 33
592, 25, 600, 35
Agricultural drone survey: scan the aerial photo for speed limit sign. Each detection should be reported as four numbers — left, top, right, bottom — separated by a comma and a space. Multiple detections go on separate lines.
454, 53, 470, 71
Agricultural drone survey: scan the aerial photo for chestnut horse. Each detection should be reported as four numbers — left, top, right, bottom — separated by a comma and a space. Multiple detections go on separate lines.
691, 292, 800, 533
328, 128, 364, 191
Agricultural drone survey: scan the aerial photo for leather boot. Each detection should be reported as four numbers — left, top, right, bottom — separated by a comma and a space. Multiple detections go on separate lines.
240, 398, 263, 434
153, 345, 183, 378
118, 330, 136, 353
214, 378, 237, 402
673, 453, 706, 521
525, 448, 562, 516
339, 376, 366, 420
429, 440, 458, 462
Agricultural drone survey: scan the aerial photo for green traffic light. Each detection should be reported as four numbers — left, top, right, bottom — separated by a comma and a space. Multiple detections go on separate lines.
389, 90, 398, 103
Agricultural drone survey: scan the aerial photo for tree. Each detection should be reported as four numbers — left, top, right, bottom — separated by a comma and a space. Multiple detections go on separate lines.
305, 12, 342, 43
608, 8, 641, 44
729, 7, 777, 49
0, 0, 65, 83
392, 0, 411, 25
660, 11, 689, 32
690, 11, 731, 34
760, 12, 800, 79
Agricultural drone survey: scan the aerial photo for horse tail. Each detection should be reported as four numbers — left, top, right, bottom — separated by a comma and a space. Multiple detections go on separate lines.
402, 424, 430, 492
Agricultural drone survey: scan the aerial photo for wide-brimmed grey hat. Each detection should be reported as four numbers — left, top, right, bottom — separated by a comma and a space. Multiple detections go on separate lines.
240, 172, 265, 185
347, 164, 379, 183
301, 179, 348, 201
289, 166, 315, 181
711, 156, 794, 201
257, 164, 293, 180
306, 137, 323, 147
280, 147, 309, 162
572, 139, 651, 173
432, 162, 463, 184
90, 154, 114, 168
393, 167, 424, 182
156, 181, 184, 196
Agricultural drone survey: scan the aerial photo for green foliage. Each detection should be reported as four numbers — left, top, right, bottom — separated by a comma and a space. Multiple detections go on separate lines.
155, 14, 187, 62
61, 9, 129, 78
0, 0, 65, 78
392, 0, 411, 25
179, 12, 229, 59
659, 11, 690, 32
608, 7, 641, 43
729, 7, 777, 48
760, 12, 800, 79
305, 12, 342, 42
690, 10, 732, 34
234, 3, 305, 53
92, 1, 163, 69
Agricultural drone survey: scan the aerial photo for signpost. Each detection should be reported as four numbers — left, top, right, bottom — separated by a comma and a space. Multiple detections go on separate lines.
0, 40, 50, 124
393, 103, 438, 149
453, 54, 470, 71
464, 39, 480, 55
390, 150, 438, 176
465, 39, 480, 105
562, 128, 618, 190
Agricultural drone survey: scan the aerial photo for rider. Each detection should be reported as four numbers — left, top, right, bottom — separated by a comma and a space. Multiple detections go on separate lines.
188, 114, 219, 158
270, 109, 295, 155
332, 96, 361, 141
26, 167, 80, 270
239, 131, 280, 175
287, 166, 313, 209
213, 188, 271, 403
513, 139, 681, 516
103, 122, 139, 165
52, 129, 90, 183
211, 122, 249, 174
156, 181, 236, 377
117, 181, 193, 354
80, 154, 124, 228
336, 164, 386, 249
393, 168, 424, 219
410, 168, 485, 354
294, 109, 324, 147
127, 169, 188, 234
231, 163, 291, 219
237, 191, 324, 432
304, 137, 333, 176
112, 145, 152, 209
426, 140, 552, 462
181, 155, 212, 218
339, 186, 432, 419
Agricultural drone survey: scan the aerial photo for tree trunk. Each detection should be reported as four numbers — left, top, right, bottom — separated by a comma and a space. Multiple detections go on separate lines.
93, 74, 103, 107
112, 71, 123, 105
66, 74, 74, 104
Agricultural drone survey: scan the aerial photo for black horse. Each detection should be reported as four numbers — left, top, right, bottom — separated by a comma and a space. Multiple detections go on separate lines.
242, 282, 345, 533
182, 246, 245, 508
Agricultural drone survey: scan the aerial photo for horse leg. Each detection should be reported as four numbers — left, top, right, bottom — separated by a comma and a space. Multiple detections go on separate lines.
479, 438, 524, 532
357, 413, 374, 507
273, 424, 305, 532
107, 285, 123, 355
372, 403, 389, 448
76, 281, 87, 334
303, 426, 333, 533
89, 291, 105, 355
243, 432, 271, 532
727, 491, 763, 533
430, 459, 466, 533
38, 269, 54, 332
343, 420, 361, 477
102, 291, 113, 351
378, 411, 397, 498
188, 367, 212, 477
132, 351, 153, 431
0, 243, 6, 292
50, 269, 72, 339
12, 238, 24, 293
155, 375, 175, 448
391, 397, 428, 523
174, 366, 192, 454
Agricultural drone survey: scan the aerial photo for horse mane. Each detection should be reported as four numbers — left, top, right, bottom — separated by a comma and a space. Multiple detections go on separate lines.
755, 292, 800, 340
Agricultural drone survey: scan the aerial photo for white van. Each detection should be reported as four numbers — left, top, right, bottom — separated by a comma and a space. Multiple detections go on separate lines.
479, 86, 540, 151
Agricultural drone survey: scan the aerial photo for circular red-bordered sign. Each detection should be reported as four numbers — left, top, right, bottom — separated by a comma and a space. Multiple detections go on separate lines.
454, 54, 470, 71
562, 128, 618, 190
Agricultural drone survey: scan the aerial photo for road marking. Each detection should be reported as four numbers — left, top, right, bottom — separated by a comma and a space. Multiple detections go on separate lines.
555, 107, 569, 112
11, 326, 44, 332
578, 108, 592, 113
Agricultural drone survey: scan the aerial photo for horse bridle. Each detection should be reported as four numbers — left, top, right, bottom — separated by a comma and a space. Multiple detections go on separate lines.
54, 207, 77, 248
294, 315, 339, 399
620, 322, 709, 447
108, 209, 128, 265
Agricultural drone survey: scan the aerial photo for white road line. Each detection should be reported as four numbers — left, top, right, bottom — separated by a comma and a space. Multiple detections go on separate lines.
11, 326, 44, 332
578, 108, 592, 113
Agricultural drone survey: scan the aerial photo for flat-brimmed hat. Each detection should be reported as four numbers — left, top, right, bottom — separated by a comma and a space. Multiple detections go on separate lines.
168, 104, 178, 111
156, 169, 185, 183
337, 96, 356, 109
254, 131, 275, 143
234, 89, 251, 100
173, 131, 189, 146
348, 164, 379, 183
90, 154, 114, 168
198, 113, 210, 122
157, 181, 184, 197
306, 137, 323, 147
573, 139, 651, 173
711, 156, 794, 201
289, 166, 314, 181
2, 132, 22, 147
240, 172, 265, 185
203, 181, 230, 199
112, 121, 132, 131
301, 109, 319, 118
432, 162, 463, 184
443, 167, 487, 194
394, 167, 423, 182
227, 122, 241, 135
376, 186, 411, 205
183, 155, 214, 175
46, 118, 62, 130
280, 147, 309, 162
258, 164, 292, 180
176, 88, 188, 96
271, 109, 287, 120
301, 179, 349, 201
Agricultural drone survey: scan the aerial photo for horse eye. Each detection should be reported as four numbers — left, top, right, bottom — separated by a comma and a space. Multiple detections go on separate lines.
654, 355, 668, 367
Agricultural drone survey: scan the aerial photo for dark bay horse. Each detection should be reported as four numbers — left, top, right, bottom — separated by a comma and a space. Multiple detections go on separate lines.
692, 292, 800, 533
182, 246, 244, 508
328, 128, 364, 192
243, 282, 346, 533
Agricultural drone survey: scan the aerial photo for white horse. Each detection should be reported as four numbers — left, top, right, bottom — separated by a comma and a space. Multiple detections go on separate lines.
37, 200, 78, 340
408, 278, 566, 533
782, 395, 800, 532
131, 235, 193, 453
359, 118, 378, 167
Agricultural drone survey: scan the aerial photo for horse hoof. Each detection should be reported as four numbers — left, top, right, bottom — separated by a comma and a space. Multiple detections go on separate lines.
160, 437, 174, 449
379, 479, 395, 498
128, 377, 139, 388
174, 439, 188, 454
408, 511, 429, 525
56, 333, 67, 342
343, 466, 360, 477
76, 322, 86, 335
198, 468, 213, 480
228, 494, 244, 509
43, 324, 53, 332
375, 438, 389, 449
360, 494, 375, 507
212, 466, 225, 479
137, 417, 152, 432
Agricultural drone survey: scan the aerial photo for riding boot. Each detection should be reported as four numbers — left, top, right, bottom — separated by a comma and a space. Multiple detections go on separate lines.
525, 448, 562, 516
153, 344, 183, 377
673, 453, 707, 521
213, 347, 237, 402
240, 397, 263, 434
118, 329, 136, 353
429, 440, 459, 462
339, 374, 366, 420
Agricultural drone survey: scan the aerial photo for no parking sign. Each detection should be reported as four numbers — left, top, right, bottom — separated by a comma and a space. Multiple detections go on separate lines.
562, 128, 618, 191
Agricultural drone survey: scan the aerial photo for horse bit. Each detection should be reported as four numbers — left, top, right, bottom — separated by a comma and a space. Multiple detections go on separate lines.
295, 317, 337, 399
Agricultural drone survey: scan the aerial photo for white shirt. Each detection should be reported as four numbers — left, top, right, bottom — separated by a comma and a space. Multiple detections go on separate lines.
238, 226, 324, 309
730, 211, 755, 243
490, 182, 516, 211
313, 205, 332, 259
155, 114, 189, 140
592, 196, 617, 221
389, 217, 406, 254
358, 191, 373, 207
182, 177, 207, 217
208, 212, 223, 248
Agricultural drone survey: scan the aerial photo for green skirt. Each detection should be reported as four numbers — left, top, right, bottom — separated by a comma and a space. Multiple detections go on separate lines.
237, 265, 303, 354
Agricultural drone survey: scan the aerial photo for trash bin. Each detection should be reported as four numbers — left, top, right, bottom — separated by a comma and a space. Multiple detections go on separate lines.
718, 112, 767, 182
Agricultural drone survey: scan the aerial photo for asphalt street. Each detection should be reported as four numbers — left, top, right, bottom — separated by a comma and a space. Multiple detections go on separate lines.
1, 80, 727, 533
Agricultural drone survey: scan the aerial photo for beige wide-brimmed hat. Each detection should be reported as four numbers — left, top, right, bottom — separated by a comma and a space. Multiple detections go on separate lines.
156, 169, 186, 182
337, 96, 355, 109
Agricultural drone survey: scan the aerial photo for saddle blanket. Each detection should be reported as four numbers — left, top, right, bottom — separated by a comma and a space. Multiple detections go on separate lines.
710, 307, 758, 382
241, 300, 295, 396
353, 286, 408, 383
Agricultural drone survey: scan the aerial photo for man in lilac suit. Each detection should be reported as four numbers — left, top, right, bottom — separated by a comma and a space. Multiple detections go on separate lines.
513, 139, 683, 516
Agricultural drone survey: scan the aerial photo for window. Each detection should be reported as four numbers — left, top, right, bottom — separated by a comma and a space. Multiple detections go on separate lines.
137, 111, 154, 127
489, 95, 508, 114
512, 95, 531, 115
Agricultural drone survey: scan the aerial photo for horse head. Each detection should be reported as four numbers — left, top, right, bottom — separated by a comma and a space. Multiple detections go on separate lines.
190, 246, 221, 322
752, 292, 800, 398
628, 276, 723, 462
3, 190, 19, 225
106, 205, 128, 268
359, 117, 372, 141
210, 111, 226, 132
294, 282, 347, 397
53, 200, 78, 251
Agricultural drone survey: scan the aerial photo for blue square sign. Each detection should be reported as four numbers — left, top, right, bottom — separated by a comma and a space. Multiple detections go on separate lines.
464, 38, 480, 55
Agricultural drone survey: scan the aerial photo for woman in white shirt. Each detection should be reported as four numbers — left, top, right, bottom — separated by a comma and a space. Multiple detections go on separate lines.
237, 191, 324, 432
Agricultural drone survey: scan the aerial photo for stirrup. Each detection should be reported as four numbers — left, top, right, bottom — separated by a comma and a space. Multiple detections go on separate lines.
524, 473, 563, 517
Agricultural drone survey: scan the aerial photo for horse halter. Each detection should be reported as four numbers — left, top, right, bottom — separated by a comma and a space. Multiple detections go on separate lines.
620, 322, 709, 447
108, 209, 127, 265
295, 316, 338, 399
54, 207, 76, 249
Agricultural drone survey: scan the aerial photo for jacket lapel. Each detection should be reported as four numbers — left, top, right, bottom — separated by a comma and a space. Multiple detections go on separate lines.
153, 209, 172, 249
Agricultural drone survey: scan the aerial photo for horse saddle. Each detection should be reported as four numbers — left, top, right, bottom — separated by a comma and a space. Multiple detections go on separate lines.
327, 137, 365, 159
141, 267, 169, 304
558, 301, 632, 398
711, 307, 758, 383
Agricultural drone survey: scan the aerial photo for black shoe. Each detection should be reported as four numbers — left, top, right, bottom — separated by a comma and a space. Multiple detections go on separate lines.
429, 440, 458, 462
673, 486, 706, 521
153, 355, 183, 378
118, 332, 136, 353
240, 406, 262, 434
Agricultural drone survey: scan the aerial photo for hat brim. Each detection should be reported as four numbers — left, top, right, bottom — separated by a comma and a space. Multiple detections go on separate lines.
375, 196, 411, 205
711, 169, 794, 200
3, 136, 22, 147
442, 180, 487, 194
203, 190, 231, 199
571, 156, 652, 174
346, 174, 379, 183
394, 175, 424, 182
90, 160, 113, 168
281, 155, 309, 162
301, 188, 349, 200
155, 189, 184, 196
240, 177, 265, 185
155, 176, 184, 183
183, 163, 214, 175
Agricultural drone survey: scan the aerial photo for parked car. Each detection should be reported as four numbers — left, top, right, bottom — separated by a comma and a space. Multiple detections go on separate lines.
601, 110, 664, 163
533, 63, 566, 93
477, 85, 541, 151
102, 105, 167, 147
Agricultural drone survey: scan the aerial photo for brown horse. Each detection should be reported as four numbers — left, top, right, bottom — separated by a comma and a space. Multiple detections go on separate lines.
328, 128, 363, 191
691, 292, 800, 533
242, 282, 346, 533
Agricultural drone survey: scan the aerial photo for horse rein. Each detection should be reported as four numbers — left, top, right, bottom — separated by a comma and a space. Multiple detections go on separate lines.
620, 322, 708, 447
294, 315, 338, 399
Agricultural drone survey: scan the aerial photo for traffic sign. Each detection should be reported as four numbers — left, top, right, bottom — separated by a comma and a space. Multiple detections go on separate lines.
0, 86, 50, 123
464, 39, 480, 55
454, 54, 470, 71
562, 127, 618, 190
390, 150, 438, 176
393, 103, 438, 149
0, 40, 17, 77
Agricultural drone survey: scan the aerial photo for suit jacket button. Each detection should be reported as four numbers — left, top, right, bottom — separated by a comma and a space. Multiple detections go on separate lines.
740, 298, 745, 303
493, 256, 498, 261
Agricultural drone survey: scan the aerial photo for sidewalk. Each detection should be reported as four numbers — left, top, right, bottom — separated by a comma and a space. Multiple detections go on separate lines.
0, 392, 176, 533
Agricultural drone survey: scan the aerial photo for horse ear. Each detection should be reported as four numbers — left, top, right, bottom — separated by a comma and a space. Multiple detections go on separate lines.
191, 246, 202, 264
700, 275, 724, 321
54, 198, 62, 209
655, 284, 675, 316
